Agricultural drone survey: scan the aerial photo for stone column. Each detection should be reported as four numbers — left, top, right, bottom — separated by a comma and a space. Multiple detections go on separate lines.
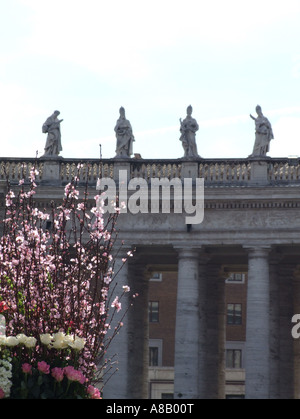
278, 264, 294, 398
205, 263, 225, 399
244, 246, 271, 399
269, 256, 280, 399
217, 271, 226, 399
103, 249, 131, 399
127, 263, 149, 399
174, 247, 200, 399
293, 266, 300, 399
197, 252, 209, 398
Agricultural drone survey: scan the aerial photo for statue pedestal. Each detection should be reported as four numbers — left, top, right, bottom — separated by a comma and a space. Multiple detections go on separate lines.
248, 157, 270, 185
113, 159, 131, 184
181, 160, 200, 180
40, 156, 63, 184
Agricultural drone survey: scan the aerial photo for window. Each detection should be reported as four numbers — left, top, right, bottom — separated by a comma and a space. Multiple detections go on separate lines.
226, 349, 242, 369
150, 272, 162, 282
226, 342, 245, 369
149, 339, 163, 367
149, 301, 159, 323
149, 347, 159, 366
227, 303, 242, 325
226, 273, 246, 284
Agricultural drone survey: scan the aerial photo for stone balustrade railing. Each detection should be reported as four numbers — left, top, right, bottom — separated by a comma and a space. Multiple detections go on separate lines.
0, 159, 44, 182
268, 159, 300, 182
0, 157, 300, 187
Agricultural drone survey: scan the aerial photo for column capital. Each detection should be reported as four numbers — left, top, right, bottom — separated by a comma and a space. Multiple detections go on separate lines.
174, 245, 201, 260
243, 245, 271, 258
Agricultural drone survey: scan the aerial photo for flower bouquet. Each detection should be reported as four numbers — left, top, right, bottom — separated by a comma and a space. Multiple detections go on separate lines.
0, 331, 101, 399
0, 164, 133, 399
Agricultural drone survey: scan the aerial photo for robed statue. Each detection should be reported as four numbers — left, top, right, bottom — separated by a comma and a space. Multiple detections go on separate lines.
179, 105, 200, 158
249, 105, 274, 157
42, 110, 63, 157
115, 107, 135, 158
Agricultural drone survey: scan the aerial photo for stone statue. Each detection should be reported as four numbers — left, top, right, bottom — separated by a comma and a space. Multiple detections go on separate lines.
249, 105, 274, 157
179, 105, 200, 158
42, 110, 63, 157
115, 107, 135, 158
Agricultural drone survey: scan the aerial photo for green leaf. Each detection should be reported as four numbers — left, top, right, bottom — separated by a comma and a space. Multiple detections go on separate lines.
21, 380, 27, 390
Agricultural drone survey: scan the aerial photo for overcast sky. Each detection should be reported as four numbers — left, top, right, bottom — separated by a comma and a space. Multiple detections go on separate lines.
1, 0, 300, 160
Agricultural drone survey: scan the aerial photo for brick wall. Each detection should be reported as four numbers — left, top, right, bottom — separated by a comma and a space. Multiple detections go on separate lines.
148, 272, 178, 366
149, 272, 247, 367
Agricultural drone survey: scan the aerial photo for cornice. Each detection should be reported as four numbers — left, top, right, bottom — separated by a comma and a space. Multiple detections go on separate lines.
203, 199, 300, 210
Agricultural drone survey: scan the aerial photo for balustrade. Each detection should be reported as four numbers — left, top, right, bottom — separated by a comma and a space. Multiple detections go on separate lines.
1, 157, 300, 186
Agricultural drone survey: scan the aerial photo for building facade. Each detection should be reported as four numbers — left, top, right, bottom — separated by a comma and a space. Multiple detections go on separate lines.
148, 270, 248, 399
1, 156, 300, 399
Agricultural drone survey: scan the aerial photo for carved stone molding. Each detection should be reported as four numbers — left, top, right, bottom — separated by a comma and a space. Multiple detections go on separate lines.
174, 244, 201, 259
204, 200, 300, 210
243, 245, 272, 258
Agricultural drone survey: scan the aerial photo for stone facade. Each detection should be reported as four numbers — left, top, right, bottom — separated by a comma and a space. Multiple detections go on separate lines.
1, 155, 300, 399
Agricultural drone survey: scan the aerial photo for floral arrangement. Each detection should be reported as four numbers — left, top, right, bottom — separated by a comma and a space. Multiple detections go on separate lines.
0, 164, 134, 399
0, 331, 100, 399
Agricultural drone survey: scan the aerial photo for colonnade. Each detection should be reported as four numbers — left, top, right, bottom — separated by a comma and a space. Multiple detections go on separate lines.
104, 244, 300, 399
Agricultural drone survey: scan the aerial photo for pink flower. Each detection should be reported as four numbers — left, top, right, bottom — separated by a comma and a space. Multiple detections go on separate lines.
87, 385, 102, 399
22, 363, 32, 375
77, 202, 85, 211
64, 366, 86, 384
111, 296, 121, 313
0, 388, 5, 399
64, 366, 75, 379
38, 361, 50, 374
51, 367, 64, 383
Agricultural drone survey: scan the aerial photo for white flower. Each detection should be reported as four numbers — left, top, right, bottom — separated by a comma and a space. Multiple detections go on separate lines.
16, 334, 28, 345
40, 334, 53, 346
15, 235, 24, 244
51, 332, 68, 349
0, 336, 7, 346
0, 359, 13, 398
5, 337, 19, 347
16, 334, 37, 348
40, 331, 86, 352
67, 336, 86, 351
24, 336, 37, 349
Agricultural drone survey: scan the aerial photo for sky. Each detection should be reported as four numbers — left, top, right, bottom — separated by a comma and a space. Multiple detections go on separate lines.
1, 0, 300, 160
